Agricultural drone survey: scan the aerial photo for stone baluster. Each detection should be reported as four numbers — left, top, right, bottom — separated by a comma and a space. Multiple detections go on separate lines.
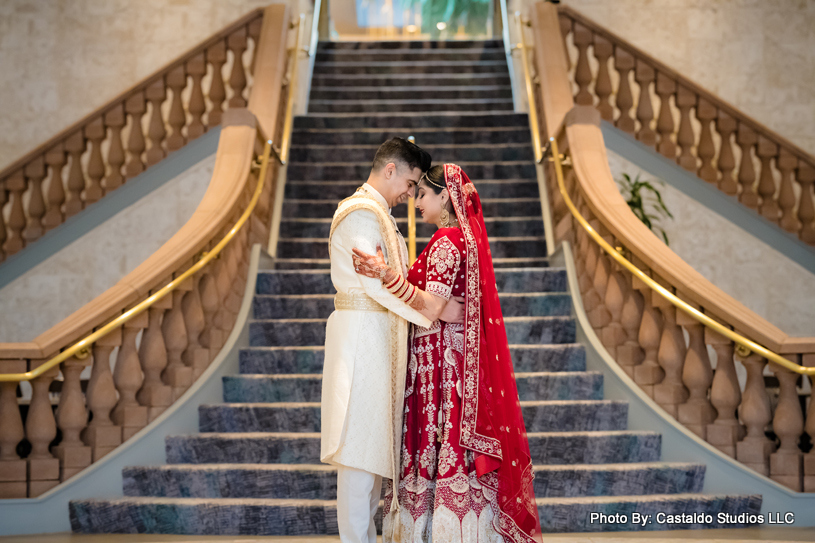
579, 235, 601, 315
125, 92, 147, 179
655, 73, 676, 159
182, 273, 210, 379
137, 296, 173, 422
653, 304, 689, 418
675, 85, 697, 171
207, 41, 228, 127
0, 182, 7, 262
736, 353, 773, 476
706, 332, 743, 458
716, 112, 738, 195
84, 118, 106, 203
796, 164, 815, 245
756, 136, 780, 222
592, 35, 613, 121
52, 356, 92, 482
588, 247, 612, 331
736, 124, 759, 209
571, 23, 593, 106
635, 287, 664, 398
4, 170, 26, 256
225, 241, 245, 319
617, 275, 645, 378
0, 360, 26, 498
213, 255, 235, 350
696, 99, 718, 183
112, 313, 149, 441
227, 28, 248, 108
22, 158, 46, 243
25, 362, 60, 497
804, 370, 815, 492
776, 150, 800, 233
104, 105, 126, 192
601, 261, 628, 359
83, 330, 122, 462
634, 60, 656, 148
43, 143, 67, 231
198, 271, 223, 360
676, 311, 716, 439
63, 130, 87, 218
145, 79, 167, 167
162, 288, 191, 402
187, 53, 207, 140
769, 362, 804, 491
166, 66, 188, 152
613, 48, 636, 135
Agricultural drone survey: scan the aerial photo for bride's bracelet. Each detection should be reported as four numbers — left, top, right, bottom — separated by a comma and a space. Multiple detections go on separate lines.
384, 274, 418, 305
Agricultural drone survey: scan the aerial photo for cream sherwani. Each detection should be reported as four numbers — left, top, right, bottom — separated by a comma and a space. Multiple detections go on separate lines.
321, 184, 431, 542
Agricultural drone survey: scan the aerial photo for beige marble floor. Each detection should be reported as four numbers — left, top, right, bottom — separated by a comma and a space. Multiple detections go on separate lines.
1, 528, 814, 543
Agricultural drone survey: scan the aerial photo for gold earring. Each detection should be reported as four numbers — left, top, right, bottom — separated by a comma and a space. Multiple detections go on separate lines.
440, 208, 451, 227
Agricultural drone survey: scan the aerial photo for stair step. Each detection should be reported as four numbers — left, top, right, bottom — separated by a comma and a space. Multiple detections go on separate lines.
311, 73, 513, 88
276, 236, 546, 259
312, 60, 509, 75
308, 99, 514, 113
286, 161, 536, 182
536, 493, 762, 532
267, 257, 550, 270
70, 496, 342, 535
284, 180, 540, 201
164, 431, 660, 465
309, 85, 513, 100
255, 268, 566, 295
293, 111, 528, 129
238, 343, 586, 375
283, 197, 540, 218
317, 39, 503, 50
533, 462, 705, 498
315, 49, 507, 63
279, 214, 544, 237
199, 399, 624, 434
247, 315, 575, 347
70, 492, 761, 535
290, 127, 532, 145
121, 461, 705, 499
253, 292, 569, 319
288, 144, 535, 163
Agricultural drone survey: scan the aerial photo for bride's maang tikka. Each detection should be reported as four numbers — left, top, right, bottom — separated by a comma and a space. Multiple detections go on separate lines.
421, 171, 446, 190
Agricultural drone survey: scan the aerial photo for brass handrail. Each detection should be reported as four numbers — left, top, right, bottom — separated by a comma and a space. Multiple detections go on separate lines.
515, 13, 543, 164
511, 6, 814, 376
0, 12, 310, 383
407, 135, 418, 263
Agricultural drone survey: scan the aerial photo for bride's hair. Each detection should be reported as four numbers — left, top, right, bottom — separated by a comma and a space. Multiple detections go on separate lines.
419, 165, 446, 193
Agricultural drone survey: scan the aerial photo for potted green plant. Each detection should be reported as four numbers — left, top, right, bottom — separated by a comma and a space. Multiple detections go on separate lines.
616, 173, 673, 245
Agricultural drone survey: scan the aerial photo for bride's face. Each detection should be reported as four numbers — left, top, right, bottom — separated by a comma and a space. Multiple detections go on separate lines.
415, 182, 448, 226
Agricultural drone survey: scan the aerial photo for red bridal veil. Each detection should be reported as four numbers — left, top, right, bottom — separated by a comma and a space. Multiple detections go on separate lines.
444, 164, 543, 543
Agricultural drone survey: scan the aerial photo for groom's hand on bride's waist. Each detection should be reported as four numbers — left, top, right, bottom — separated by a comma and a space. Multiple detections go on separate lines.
439, 297, 465, 324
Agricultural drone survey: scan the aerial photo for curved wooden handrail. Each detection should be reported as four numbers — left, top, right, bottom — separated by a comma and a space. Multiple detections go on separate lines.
0, 3, 293, 499
527, 0, 814, 492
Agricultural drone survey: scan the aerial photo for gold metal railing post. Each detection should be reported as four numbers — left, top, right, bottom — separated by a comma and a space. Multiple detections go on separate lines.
515, 12, 543, 164
407, 135, 417, 263
279, 14, 305, 165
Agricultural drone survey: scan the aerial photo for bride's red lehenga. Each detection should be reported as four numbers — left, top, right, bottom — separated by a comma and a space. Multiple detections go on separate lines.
383, 164, 542, 543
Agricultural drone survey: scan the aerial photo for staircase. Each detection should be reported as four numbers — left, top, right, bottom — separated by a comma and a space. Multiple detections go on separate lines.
69, 39, 760, 535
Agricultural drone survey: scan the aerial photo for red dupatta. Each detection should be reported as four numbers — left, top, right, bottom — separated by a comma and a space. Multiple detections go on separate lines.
445, 164, 543, 543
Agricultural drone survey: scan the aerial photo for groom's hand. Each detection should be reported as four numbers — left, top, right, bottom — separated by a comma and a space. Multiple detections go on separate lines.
439, 296, 465, 324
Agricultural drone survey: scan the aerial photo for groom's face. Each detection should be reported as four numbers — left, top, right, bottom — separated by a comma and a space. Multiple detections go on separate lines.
387, 162, 422, 207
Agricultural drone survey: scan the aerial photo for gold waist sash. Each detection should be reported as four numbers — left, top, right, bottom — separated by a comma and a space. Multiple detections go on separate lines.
334, 292, 387, 312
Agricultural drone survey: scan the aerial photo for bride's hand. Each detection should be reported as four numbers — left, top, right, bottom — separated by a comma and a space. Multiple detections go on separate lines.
439, 296, 465, 324
352, 244, 393, 281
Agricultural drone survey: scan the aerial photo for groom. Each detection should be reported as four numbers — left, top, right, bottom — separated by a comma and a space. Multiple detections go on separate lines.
320, 138, 462, 542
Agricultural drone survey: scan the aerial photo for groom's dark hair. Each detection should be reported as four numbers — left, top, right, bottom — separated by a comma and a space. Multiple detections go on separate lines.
371, 137, 431, 173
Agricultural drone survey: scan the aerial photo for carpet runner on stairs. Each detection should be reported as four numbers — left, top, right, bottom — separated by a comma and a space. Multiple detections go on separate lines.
69, 38, 761, 535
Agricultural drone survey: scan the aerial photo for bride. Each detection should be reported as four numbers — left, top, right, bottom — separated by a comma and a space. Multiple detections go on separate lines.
352, 164, 542, 543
